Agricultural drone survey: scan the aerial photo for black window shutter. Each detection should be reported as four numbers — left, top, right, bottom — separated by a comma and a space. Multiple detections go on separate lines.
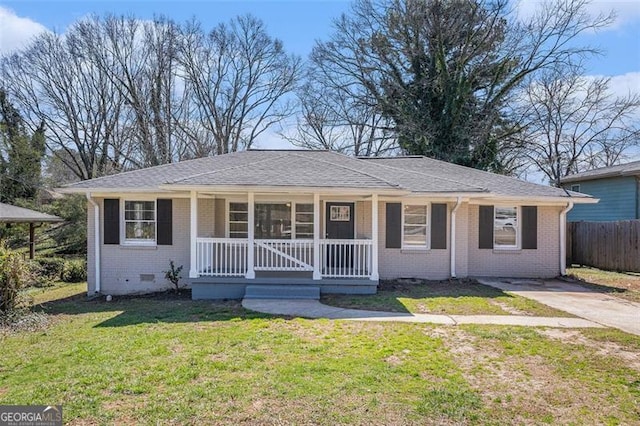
478, 205, 494, 249
521, 206, 538, 249
385, 203, 402, 249
157, 199, 173, 245
103, 199, 120, 245
430, 203, 447, 249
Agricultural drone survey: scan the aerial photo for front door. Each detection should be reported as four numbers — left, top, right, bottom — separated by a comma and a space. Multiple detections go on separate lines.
325, 202, 355, 268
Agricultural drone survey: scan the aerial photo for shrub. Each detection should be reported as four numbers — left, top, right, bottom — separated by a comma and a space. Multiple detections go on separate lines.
61, 259, 87, 282
164, 260, 184, 293
32, 257, 65, 282
0, 243, 29, 318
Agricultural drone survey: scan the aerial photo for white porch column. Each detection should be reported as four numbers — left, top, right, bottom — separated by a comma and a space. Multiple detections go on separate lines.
189, 190, 198, 278
246, 191, 256, 279
370, 193, 379, 281
313, 193, 321, 280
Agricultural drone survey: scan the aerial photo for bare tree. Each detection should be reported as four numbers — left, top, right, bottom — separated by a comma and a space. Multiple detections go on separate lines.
78, 16, 185, 167
283, 70, 397, 156
517, 65, 640, 186
179, 15, 301, 155
1, 28, 125, 180
306, 0, 612, 169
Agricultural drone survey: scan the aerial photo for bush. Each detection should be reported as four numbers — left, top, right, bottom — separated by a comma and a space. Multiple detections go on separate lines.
32, 257, 65, 282
61, 259, 87, 283
0, 243, 29, 318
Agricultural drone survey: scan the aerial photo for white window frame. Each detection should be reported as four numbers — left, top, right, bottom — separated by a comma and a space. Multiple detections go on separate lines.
493, 205, 520, 250
228, 201, 249, 239
121, 198, 157, 246
226, 200, 316, 239
294, 203, 314, 239
401, 203, 430, 250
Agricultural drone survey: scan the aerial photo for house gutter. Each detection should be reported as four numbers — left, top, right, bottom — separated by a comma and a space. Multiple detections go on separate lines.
450, 197, 462, 278
86, 193, 101, 294
559, 201, 574, 276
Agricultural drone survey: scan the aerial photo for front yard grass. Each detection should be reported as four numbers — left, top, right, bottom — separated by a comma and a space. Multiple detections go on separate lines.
2, 283, 639, 424
322, 279, 574, 317
568, 266, 640, 303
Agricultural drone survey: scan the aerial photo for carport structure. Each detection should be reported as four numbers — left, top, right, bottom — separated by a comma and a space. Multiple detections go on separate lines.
0, 202, 62, 259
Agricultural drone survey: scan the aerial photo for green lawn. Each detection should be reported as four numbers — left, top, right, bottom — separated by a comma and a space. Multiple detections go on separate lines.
322, 279, 574, 317
1, 283, 639, 424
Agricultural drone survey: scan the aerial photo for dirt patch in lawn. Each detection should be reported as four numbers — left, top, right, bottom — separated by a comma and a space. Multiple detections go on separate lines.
435, 326, 633, 424
539, 329, 640, 371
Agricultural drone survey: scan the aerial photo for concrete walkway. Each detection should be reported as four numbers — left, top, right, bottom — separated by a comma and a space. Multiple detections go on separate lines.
242, 298, 602, 328
478, 278, 640, 336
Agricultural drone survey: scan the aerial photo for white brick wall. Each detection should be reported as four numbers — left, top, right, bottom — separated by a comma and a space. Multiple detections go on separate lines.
377, 201, 452, 280
466, 204, 561, 278
88, 197, 191, 295
86, 197, 563, 294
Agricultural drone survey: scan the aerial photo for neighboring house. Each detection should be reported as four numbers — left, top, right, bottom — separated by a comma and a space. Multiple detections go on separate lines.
560, 160, 640, 222
59, 150, 594, 299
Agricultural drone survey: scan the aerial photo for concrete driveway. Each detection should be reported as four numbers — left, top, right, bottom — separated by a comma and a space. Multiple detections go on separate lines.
478, 278, 640, 336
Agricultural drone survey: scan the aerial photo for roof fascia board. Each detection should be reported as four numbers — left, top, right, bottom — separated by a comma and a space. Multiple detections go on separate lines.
468, 196, 597, 205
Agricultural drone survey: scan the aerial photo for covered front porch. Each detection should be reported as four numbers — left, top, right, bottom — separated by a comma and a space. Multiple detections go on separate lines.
186, 190, 381, 298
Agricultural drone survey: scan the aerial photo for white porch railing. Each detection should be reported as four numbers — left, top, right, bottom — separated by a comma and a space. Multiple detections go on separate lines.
254, 239, 314, 271
195, 238, 374, 279
196, 238, 248, 277
320, 239, 373, 278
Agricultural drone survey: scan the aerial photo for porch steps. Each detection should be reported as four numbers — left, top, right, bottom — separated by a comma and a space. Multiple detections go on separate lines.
244, 285, 320, 300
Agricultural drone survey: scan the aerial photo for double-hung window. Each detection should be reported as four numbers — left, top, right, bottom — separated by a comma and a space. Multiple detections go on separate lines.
229, 203, 249, 238
294, 204, 314, 239
494, 206, 518, 249
124, 200, 156, 243
403, 204, 428, 248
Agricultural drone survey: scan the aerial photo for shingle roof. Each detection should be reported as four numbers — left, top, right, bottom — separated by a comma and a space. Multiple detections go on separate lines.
361, 156, 586, 198
559, 160, 640, 184
0, 203, 62, 223
62, 149, 588, 200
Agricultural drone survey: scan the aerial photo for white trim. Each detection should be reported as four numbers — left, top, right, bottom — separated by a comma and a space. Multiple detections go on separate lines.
560, 202, 574, 275
493, 205, 520, 250
313, 193, 321, 280
401, 202, 430, 250
370, 194, 379, 281
120, 197, 158, 246
246, 192, 255, 279
189, 191, 198, 278
86, 194, 101, 294
450, 197, 462, 278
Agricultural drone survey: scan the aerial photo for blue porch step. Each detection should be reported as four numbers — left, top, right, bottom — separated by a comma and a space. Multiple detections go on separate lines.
244, 285, 320, 300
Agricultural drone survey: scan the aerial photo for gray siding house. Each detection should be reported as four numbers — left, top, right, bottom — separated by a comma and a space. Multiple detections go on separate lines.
560, 161, 640, 222
60, 150, 594, 299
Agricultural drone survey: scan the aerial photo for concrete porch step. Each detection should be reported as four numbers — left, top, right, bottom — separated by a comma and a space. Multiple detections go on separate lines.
244, 285, 320, 300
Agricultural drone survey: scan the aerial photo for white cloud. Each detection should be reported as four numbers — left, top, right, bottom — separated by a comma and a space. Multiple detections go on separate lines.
0, 6, 47, 56
252, 127, 296, 150
514, 0, 640, 30
606, 71, 640, 97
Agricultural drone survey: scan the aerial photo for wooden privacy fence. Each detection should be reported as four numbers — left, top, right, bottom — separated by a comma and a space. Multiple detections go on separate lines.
567, 220, 640, 272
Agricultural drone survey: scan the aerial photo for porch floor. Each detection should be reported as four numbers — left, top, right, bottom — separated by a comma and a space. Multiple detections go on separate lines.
190, 275, 378, 300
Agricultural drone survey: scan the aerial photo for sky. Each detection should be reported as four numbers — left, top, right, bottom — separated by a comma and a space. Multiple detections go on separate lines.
0, 0, 639, 151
